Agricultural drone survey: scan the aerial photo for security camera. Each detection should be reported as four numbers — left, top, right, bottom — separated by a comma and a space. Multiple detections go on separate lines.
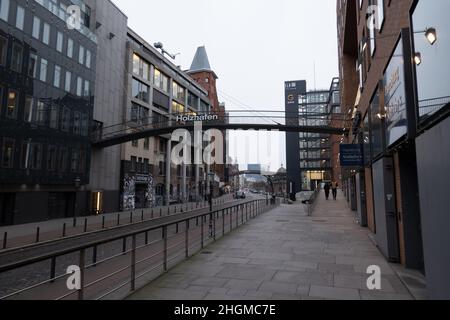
154, 42, 163, 49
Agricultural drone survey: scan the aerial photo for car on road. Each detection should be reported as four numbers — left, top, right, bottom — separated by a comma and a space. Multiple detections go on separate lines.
235, 191, 246, 199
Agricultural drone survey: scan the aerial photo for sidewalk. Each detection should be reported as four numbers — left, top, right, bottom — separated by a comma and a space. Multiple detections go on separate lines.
127, 192, 418, 300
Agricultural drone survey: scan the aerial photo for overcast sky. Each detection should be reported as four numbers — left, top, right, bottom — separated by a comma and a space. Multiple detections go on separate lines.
112, 0, 339, 172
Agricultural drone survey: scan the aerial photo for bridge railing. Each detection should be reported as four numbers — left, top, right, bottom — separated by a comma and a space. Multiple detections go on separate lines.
0, 198, 279, 300
91, 111, 351, 145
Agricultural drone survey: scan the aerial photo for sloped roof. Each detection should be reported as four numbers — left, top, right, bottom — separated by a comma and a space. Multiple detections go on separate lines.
189, 46, 218, 78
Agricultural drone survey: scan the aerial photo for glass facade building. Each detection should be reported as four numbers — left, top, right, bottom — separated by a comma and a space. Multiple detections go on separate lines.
0, 0, 96, 224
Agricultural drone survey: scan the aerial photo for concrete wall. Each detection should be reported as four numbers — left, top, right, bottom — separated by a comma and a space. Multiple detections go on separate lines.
86, 0, 128, 211
416, 116, 450, 299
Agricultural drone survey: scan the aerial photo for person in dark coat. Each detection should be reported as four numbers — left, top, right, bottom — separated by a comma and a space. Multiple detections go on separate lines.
331, 181, 339, 200
324, 183, 331, 200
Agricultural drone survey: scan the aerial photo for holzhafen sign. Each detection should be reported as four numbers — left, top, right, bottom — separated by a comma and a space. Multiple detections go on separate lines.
176, 114, 219, 122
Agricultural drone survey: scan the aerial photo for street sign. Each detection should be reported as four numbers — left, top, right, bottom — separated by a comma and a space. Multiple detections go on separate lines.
340, 144, 363, 167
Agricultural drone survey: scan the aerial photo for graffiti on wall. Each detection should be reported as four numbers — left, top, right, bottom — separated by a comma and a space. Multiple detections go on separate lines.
122, 174, 136, 211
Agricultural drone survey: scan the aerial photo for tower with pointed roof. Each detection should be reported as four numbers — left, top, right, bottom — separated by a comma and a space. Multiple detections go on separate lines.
188, 46, 223, 116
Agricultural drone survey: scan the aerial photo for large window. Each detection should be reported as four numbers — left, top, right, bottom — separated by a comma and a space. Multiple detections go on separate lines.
172, 81, 185, 102
61, 107, 70, 132
413, 0, 450, 123
0, 35, 7, 66
40, 58, 48, 82
56, 32, 63, 52
172, 101, 184, 114
1, 138, 14, 168
132, 78, 149, 103
67, 38, 73, 58
6, 89, 18, 119
28, 53, 37, 77
54, 65, 61, 88
29, 143, 42, 170
131, 102, 149, 125
15, 5, 24, 30
47, 145, 57, 171
65, 71, 71, 92
24, 96, 35, 123
58, 147, 68, 172
132, 53, 150, 80
42, 23, 50, 45
153, 68, 169, 93
0, 0, 9, 22
11, 43, 23, 72
32, 16, 41, 39
78, 45, 85, 65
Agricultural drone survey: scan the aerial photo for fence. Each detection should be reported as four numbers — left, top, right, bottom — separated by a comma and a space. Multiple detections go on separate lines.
0, 198, 279, 300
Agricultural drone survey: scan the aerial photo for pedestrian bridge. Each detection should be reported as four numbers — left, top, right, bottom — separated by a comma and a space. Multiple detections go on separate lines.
91, 111, 351, 149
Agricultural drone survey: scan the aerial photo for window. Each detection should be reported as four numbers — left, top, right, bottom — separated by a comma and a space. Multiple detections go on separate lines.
61, 107, 70, 132
83, 80, 90, 96
67, 38, 73, 58
144, 138, 150, 150
85, 50, 91, 68
1, 138, 14, 168
0, 35, 6, 66
70, 149, 79, 172
58, 147, 68, 172
143, 158, 149, 174
29, 143, 42, 170
28, 53, 37, 77
11, 43, 23, 72
158, 161, 165, 176
172, 81, 185, 101
73, 111, 81, 134
42, 23, 50, 45
49, 105, 59, 129
153, 68, 169, 92
24, 96, 35, 123
20, 141, 30, 169
0, 0, 9, 22
132, 140, 138, 148
6, 90, 18, 119
131, 102, 149, 125
172, 101, 184, 114
78, 45, 84, 65
15, 5, 24, 30
36, 101, 47, 126
54, 65, 61, 88
39, 58, 48, 82
130, 156, 137, 171
132, 53, 150, 80
132, 79, 149, 103
76, 76, 82, 96
32, 16, 41, 39
47, 145, 57, 171
81, 113, 88, 136
56, 32, 63, 52
65, 71, 71, 92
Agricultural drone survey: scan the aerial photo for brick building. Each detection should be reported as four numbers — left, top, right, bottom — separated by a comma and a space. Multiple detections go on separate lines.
337, 0, 450, 299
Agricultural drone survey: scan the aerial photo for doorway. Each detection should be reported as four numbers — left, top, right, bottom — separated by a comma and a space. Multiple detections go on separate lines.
0, 193, 15, 226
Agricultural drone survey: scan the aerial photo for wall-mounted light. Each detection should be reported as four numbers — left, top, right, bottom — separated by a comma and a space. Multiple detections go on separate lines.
377, 113, 387, 120
414, 52, 422, 66
425, 27, 437, 45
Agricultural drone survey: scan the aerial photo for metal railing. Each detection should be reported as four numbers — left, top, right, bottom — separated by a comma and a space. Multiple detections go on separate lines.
0, 198, 279, 300
302, 188, 321, 217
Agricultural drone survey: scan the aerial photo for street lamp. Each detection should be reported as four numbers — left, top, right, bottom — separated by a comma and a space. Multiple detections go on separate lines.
425, 27, 437, 45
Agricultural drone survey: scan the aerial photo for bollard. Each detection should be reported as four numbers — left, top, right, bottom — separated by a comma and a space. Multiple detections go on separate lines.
84, 218, 88, 233
36, 227, 40, 243
2, 232, 7, 250
160, 208, 162, 217
73, 217, 77, 228
130, 212, 133, 224
151, 209, 154, 219
102, 216, 105, 229
117, 214, 120, 226
62, 223, 67, 237
141, 210, 144, 221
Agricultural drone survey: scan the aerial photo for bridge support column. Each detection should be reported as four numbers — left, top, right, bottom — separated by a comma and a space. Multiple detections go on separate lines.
165, 139, 172, 206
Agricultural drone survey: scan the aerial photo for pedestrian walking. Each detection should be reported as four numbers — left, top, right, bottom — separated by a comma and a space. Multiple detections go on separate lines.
324, 183, 331, 200
331, 181, 339, 200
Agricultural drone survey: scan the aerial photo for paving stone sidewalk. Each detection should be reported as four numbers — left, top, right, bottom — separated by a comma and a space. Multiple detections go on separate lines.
127, 192, 417, 300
